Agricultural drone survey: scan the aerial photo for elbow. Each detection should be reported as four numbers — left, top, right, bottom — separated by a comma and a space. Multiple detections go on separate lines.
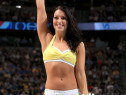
75, 70, 87, 82
76, 69, 84, 76
76, 71, 84, 79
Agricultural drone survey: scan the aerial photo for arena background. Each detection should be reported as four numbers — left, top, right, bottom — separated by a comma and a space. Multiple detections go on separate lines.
0, 0, 126, 95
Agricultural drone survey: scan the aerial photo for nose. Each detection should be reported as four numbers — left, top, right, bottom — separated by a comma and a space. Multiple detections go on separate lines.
57, 18, 62, 23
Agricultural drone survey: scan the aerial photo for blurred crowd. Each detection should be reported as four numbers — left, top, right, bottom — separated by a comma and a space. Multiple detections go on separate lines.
0, 46, 122, 95
0, 36, 34, 47
0, 0, 126, 22
0, 0, 11, 6
88, 0, 126, 22
86, 48, 121, 95
0, 6, 36, 22
0, 47, 46, 95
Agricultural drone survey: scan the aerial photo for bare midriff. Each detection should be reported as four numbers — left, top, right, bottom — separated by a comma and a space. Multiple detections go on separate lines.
44, 61, 78, 90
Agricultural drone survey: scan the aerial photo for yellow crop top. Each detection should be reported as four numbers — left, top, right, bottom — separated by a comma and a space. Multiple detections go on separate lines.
43, 35, 76, 67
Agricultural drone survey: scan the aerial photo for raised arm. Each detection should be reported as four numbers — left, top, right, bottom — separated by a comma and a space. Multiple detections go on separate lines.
36, 0, 53, 52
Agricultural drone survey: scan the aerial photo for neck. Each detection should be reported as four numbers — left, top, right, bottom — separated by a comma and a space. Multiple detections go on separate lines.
55, 33, 66, 41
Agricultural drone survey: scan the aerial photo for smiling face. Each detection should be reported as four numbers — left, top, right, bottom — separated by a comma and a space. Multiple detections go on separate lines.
53, 9, 68, 35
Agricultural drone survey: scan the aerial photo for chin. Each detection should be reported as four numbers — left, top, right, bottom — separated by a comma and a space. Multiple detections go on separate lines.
56, 29, 65, 32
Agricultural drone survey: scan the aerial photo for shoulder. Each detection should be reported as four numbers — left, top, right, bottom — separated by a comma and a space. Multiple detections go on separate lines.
76, 42, 85, 54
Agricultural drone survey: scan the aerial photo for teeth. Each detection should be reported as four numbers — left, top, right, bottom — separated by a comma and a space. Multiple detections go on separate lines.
57, 25, 63, 26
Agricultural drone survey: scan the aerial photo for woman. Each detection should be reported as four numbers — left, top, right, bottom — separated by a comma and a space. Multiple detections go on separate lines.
36, 0, 88, 95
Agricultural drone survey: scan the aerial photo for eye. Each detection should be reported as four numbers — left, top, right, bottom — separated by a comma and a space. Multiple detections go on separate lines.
61, 17, 67, 20
53, 17, 58, 19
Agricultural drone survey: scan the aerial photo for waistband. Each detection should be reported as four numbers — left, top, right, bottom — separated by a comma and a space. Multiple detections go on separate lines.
44, 88, 81, 95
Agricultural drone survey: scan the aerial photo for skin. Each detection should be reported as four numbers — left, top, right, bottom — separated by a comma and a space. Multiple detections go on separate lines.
53, 10, 68, 37
45, 9, 78, 90
36, 0, 88, 94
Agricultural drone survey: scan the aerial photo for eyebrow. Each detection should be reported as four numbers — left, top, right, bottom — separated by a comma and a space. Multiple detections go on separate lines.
54, 15, 67, 17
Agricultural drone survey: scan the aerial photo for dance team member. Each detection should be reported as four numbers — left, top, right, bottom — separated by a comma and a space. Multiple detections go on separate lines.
36, 0, 88, 94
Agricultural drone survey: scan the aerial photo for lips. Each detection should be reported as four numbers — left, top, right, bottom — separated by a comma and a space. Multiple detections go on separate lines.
56, 24, 64, 28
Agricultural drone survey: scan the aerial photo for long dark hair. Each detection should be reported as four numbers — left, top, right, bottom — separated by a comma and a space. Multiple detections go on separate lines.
49, 6, 82, 52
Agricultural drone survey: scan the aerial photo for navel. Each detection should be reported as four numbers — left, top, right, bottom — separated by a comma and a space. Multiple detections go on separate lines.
60, 78, 63, 81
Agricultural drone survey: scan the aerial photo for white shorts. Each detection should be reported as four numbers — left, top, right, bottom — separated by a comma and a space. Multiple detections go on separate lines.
44, 89, 81, 95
